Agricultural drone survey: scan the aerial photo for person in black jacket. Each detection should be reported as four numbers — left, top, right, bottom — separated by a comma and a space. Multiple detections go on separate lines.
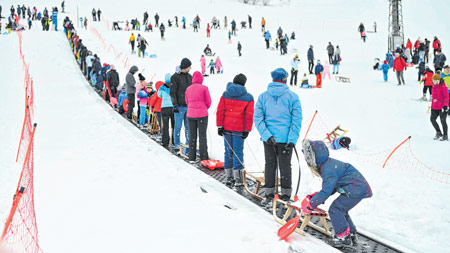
248, 15, 252, 29
307, 45, 314, 74
107, 65, 120, 98
143, 11, 148, 25
160, 23, 165, 40
170, 58, 193, 152
155, 13, 159, 27
97, 9, 101, 22
434, 50, 447, 72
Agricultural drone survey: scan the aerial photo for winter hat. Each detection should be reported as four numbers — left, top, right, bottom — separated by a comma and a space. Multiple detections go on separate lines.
110, 65, 116, 70
180, 58, 192, 69
338, 136, 351, 148
233, 73, 247, 86
384, 60, 388, 64
419, 58, 423, 62
138, 73, 146, 81
192, 71, 204, 84
165, 73, 172, 83
271, 68, 288, 83
432, 74, 441, 81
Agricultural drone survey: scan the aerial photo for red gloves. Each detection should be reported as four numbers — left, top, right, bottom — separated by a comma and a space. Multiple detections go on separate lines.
301, 192, 319, 214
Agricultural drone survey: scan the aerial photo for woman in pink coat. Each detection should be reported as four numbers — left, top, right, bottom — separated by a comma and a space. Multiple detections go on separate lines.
430, 74, 449, 141
200, 55, 206, 75
215, 56, 222, 74
185, 71, 212, 161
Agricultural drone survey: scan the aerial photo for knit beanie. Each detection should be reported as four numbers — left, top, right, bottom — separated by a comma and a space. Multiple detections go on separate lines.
271, 68, 288, 83
138, 73, 146, 81
233, 73, 247, 86
180, 58, 192, 69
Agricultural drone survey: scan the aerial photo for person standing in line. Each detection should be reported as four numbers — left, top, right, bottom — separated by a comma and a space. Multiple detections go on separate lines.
126, 66, 139, 119
430, 74, 449, 141
307, 45, 314, 74
158, 74, 175, 148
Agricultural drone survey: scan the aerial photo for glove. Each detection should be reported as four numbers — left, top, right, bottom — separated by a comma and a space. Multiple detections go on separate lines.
267, 136, 277, 146
283, 142, 294, 152
241, 131, 249, 139
173, 106, 179, 113
306, 191, 319, 200
218, 127, 224, 136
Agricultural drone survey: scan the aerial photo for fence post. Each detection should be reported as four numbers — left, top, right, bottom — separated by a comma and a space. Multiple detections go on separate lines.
303, 110, 318, 140
382, 136, 411, 168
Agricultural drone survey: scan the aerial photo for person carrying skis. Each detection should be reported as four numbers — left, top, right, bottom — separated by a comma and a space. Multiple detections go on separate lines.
216, 74, 254, 188
254, 68, 302, 205
200, 55, 206, 75
208, 59, 216, 74
381, 60, 390, 82
421, 67, 434, 101
158, 74, 175, 147
393, 53, 407, 85
185, 71, 211, 162
307, 45, 314, 74
129, 33, 135, 53
126, 66, 139, 120
171, 58, 192, 152
430, 74, 449, 141
290, 54, 300, 85
264, 30, 271, 49
301, 139, 372, 248
315, 60, 324, 88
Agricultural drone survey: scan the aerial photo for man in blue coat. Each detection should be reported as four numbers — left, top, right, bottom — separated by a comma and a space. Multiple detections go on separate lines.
52, 8, 57, 31
254, 68, 302, 204
264, 31, 271, 49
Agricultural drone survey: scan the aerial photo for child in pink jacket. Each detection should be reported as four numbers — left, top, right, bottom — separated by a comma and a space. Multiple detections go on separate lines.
323, 60, 331, 80
136, 73, 149, 127
430, 74, 449, 141
215, 56, 222, 74
185, 71, 212, 162
200, 55, 206, 75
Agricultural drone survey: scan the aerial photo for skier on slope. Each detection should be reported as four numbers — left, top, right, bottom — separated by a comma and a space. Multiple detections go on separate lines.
216, 73, 254, 188
301, 139, 372, 248
254, 68, 302, 205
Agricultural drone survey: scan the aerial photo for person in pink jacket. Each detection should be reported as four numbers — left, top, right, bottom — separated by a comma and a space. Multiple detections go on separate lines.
200, 55, 206, 75
215, 56, 222, 74
430, 74, 449, 141
185, 71, 212, 161
323, 60, 331, 80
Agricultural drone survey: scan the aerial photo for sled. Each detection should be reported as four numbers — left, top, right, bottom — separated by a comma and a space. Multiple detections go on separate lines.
149, 54, 157, 58
132, 112, 138, 124
335, 76, 350, 83
200, 160, 224, 170
148, 112, 160, 134
272, 196, 332, 237
105, 81, 118, 106
324, 125, 348, 144
242, 170, 280, 200
179, 144, 199, 159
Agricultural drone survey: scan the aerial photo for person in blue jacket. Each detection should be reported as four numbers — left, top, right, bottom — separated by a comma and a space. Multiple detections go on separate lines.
158, 74, 175, 148
314, 60, 324, 88
301, 139, 372, 248
381, 60, 390, 82
386, 52, 394, 68
254, 68, 303, 204
264, 30, 271, 49
52, 7, 58, 31
307, 45, 315, 74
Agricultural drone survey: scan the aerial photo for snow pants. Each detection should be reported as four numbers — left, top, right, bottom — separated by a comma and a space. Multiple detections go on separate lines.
127, 94, 135, 119
188, 116, 209, 161
161, 107, 174, 147
329, 195, 363, 235
430, 109, 448, 136
263, 142, 292, 198
383, 71, 388, 81
316, 74, 322, 88
224, 132, 245, 170
139, 105, 147, 125
174, 106, 189, 149
290, 69, 298, 85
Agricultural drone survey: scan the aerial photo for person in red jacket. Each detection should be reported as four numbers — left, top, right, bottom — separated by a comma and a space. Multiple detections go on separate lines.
406, 39, 412, 50
414, 38, 420, 53
421, 67, 434, 101
393, 53, 407, 85
149, 81, 163, 130
206, 23, 211, 37
433, 36, 442, 56
430, 74, 449, 141
216, 74, 254, 188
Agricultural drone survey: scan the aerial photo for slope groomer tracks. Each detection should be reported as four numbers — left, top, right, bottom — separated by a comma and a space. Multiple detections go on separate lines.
62, 18, 405, 253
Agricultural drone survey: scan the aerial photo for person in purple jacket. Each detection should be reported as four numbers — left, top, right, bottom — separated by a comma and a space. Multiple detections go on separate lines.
185, 71, 212, 162
301, 139, 372, 248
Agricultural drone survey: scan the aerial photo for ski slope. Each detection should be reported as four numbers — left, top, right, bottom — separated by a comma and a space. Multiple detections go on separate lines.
1, 0, 450, 252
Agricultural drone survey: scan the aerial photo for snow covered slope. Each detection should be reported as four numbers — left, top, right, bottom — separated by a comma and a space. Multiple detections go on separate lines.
1, 0, 449, 252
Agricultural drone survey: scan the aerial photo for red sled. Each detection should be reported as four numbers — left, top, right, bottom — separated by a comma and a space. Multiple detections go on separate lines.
200, 160, 224, 170
406, 63, 414, 68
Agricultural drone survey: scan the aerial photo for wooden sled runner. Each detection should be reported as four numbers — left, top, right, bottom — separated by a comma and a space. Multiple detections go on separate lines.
179, 144, 200, 159
272, 197, 332, 236
324, 125, 348, 144
242, 170, 280, 200
147, 112, 160, 134
335, 76, 351, 83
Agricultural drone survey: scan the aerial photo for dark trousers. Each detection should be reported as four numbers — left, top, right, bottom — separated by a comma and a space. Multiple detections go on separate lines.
131, 41, 135, 51
329, 195, 362, 235
263, 142, 292, 197
127, 94, 135, 119
188, 116, 209, 161
328, 54, 333, 63
308, 60, 314, 74
265, 39, 269, 49
161, 107, 174, 146
430, 109, 448, 135
423, 86, 432, 96
238, 49, 241, 56
210, 67, 215, 74
290, 69, 298, 85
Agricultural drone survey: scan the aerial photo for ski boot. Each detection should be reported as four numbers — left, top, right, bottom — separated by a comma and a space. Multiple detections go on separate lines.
350, 232, 360, 246
441, 135, 448, 141
434, 132, 443, 140
327, 234, 353, 248
261, 194, 274, 208
225, 169, 235, 188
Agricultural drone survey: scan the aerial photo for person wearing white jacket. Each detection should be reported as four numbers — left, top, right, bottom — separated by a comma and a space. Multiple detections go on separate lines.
290, 54, 300, 85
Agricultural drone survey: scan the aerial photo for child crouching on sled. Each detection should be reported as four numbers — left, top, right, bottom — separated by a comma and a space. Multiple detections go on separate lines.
301, 139, 372, 248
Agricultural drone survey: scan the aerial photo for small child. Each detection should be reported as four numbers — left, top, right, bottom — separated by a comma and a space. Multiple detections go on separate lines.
330, 136, 351, 150
381, 60, 390, 82
215, 56, 222, 74
417, 58, 425, 81
300, 73, 311, 88
301, 139, 372, 248
323, 60, 331, 80
421, 67, 434, 101
208, 59, 216, 74
118, 86, 128, 114
275, 38, 279, 50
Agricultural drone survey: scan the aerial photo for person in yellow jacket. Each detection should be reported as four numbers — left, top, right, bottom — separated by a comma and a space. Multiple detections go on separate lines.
129, 33, 135, 54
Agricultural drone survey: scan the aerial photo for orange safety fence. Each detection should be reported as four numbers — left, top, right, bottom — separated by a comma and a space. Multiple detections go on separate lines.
1, 31, 43, 253
303, 111, 450, 184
